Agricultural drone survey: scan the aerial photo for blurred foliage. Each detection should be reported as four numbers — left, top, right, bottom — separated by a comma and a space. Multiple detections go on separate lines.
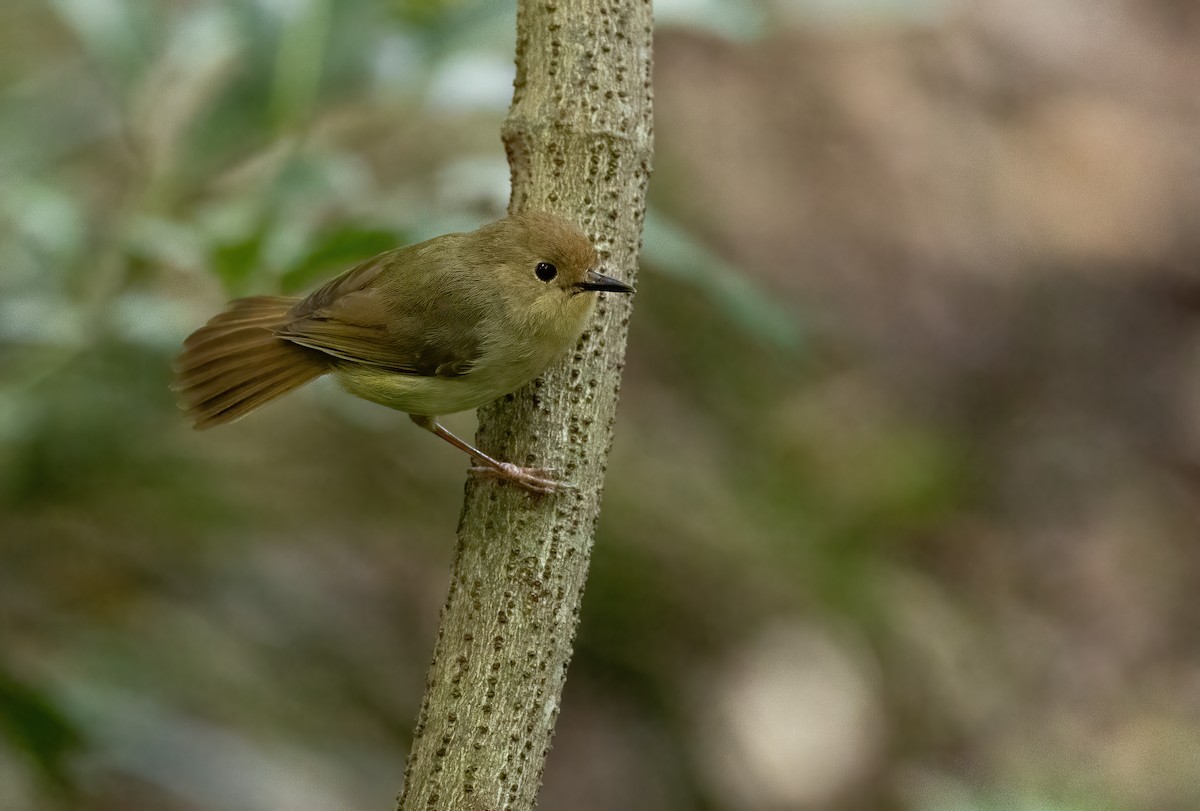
0, 667, 84, 793
5, 0, 1200, 810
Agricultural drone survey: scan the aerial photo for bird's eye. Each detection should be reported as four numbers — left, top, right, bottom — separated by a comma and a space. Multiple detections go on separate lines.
535, 262, 558, 282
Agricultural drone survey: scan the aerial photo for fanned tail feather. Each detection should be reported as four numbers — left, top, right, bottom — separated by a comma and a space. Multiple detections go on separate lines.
173, 296, 329, 429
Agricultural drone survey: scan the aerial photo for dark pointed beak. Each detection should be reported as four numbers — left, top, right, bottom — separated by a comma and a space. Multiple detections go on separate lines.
576, 269, 635, 294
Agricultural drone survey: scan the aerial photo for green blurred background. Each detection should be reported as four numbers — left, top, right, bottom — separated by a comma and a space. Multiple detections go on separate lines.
4, 0, 1200, 809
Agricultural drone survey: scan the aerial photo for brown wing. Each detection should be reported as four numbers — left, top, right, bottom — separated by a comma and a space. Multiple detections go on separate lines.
276, 246, 485, 378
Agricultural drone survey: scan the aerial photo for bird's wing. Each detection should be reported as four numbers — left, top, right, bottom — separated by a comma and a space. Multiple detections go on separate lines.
276, 249, 485, 378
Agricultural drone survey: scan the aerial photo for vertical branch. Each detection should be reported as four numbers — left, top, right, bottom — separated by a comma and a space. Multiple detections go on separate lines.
396, 0, 652, 809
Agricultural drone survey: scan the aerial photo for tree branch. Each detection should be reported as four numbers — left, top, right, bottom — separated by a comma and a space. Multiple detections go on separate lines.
396, 1, 653, 809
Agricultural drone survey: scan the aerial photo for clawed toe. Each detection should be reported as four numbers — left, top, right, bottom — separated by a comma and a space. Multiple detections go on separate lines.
469, 462, 573, 494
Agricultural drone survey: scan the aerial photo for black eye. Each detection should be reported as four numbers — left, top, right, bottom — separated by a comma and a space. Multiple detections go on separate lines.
535, 262, 558, 282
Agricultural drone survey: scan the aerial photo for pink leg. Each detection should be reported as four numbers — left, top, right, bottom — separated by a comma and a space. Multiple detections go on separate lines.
409, 414, 568, 494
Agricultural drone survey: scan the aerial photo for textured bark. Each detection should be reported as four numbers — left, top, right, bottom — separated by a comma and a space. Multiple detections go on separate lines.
395, 1, 653, 810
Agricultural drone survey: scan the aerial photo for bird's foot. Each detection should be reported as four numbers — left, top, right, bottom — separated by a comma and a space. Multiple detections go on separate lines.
469, 462, 572, 494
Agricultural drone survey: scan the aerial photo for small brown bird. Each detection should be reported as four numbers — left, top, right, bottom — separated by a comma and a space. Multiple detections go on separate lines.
173, 212, 635, 492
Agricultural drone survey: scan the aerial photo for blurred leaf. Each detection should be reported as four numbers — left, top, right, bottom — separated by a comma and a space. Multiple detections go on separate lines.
47, 0, 154, 91
0, 340, 196, 512
0, 295, 85, 348
642, 208, 805, 351
113, 292, 201, 350
124, 215, 209, 275
0, 667, 84, 790
280, 226, 407, 293
655, 0, 768, 40
390, 0, 464, 28
0, 178, 87, 268
270, 0, 331, 130
129, 4, 243, 178
211, 226, 270, 295
389, 0, 512, 49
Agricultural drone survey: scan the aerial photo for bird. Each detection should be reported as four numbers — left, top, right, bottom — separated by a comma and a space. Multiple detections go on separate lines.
172, 211, 635, 493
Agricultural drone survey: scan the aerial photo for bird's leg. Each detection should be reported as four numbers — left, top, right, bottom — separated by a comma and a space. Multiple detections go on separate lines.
409, 414, 568, 494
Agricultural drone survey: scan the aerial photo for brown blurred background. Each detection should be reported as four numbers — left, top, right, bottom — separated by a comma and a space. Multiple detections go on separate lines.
3, 0, 1199, 809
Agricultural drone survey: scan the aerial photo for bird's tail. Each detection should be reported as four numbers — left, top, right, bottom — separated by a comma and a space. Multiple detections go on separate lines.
173, 296, 329, 430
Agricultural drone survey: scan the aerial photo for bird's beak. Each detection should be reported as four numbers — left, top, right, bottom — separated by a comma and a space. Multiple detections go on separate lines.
576, 269, 636, 294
